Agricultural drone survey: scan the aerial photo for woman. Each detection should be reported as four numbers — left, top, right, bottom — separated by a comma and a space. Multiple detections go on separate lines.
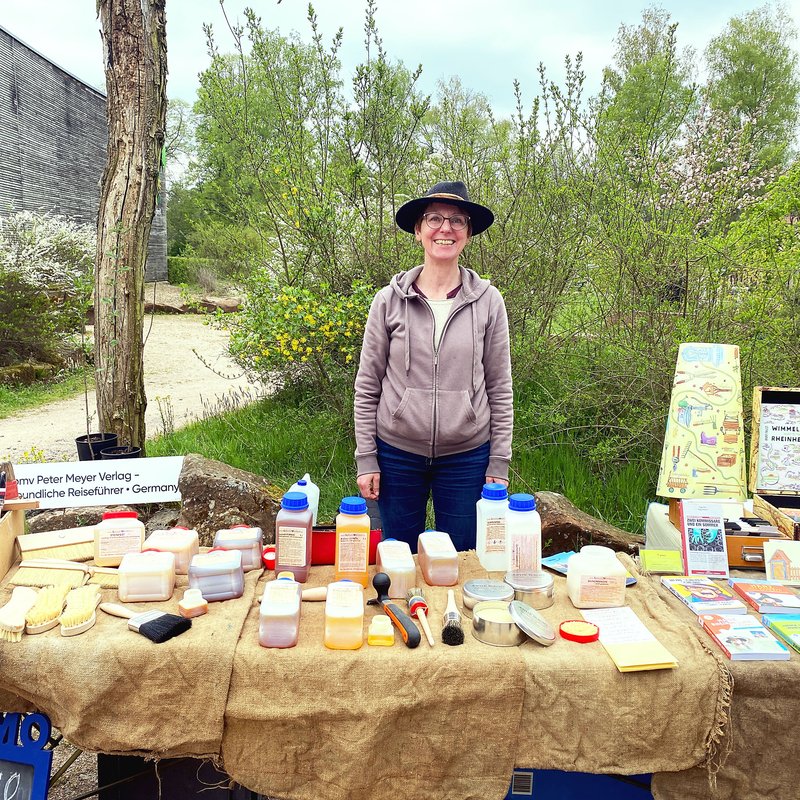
354, 180, 513, 552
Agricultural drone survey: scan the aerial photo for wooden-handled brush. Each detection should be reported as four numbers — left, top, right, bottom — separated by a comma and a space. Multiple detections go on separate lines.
100, 603, 192, 643
441, 589, 464, 646
406, 586, 434, 647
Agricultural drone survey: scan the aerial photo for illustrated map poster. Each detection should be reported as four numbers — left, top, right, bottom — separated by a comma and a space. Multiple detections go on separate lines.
657, 343, 747, 501
756, 404, 800, 492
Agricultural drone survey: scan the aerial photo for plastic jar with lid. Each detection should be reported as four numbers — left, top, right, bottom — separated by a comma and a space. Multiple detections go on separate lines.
259, 571, 302, 648
275, 491, 313, 583
476, 483, 510, 571
334, 496, 371, 587
376, 538, 416, 599
143, 526, 199, 574
566, 545, 626, 609
324, 580, 364, 649
505, 493, 541, 573
94, 511, 145, 567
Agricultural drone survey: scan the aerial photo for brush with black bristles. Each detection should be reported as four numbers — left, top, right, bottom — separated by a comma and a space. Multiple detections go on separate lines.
441, 589, 464, 646
99, 603, 192, 644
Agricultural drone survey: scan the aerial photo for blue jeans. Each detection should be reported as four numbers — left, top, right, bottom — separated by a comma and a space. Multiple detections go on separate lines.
376, 438, 490, 553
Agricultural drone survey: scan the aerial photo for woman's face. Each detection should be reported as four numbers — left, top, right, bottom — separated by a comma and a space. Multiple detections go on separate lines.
414, 201, 471, 263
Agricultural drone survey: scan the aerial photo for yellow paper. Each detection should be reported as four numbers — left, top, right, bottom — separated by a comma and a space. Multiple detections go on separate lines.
639, 549, 684, 574
657, 343, 747, 501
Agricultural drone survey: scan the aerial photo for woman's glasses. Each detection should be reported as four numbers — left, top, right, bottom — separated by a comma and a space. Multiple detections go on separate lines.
421, 212, 470, 231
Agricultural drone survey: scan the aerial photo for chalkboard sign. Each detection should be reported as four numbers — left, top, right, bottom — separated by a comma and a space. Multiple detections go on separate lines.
0, 713, 52, 800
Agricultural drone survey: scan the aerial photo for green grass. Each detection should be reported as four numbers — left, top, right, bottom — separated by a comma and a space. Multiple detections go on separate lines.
148, 391, 656, 534
0, 367, 94, 419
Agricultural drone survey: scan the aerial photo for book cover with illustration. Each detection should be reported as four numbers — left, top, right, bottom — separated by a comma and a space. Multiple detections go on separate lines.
678, 499, 729, 578
763, 540, 800, 586
761, 614, 800, 655
698, 613, 790, 661
728, 579, 800, 614
661, 576, 746, 615
657, 343, 747, 502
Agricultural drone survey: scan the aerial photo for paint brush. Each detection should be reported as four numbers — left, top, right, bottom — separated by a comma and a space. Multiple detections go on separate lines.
99, 602, 192, 643
406, 586, 435, 647
441, 589, 464, 646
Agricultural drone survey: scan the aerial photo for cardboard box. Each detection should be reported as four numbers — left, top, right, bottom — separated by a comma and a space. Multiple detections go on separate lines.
750, 386, 800, 542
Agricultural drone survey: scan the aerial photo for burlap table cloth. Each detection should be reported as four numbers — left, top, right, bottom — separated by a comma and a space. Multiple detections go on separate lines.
651, 578, 800, 800
221, 553, 730, 800
0, 568, 261, 758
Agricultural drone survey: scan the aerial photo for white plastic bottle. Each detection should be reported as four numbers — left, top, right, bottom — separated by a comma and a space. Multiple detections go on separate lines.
566, 545, 626, 609
476, 483, 509, 572
505, 493, 541, 572
289, 473, 320, 526
324, 580, 364, 650
417, 531, 459, 586
259, 571, 303, 648
376, 539, 416, 599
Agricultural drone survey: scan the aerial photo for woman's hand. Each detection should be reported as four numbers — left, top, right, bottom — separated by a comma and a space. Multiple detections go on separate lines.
357, 472, 381, 500
486, 476, 509, 487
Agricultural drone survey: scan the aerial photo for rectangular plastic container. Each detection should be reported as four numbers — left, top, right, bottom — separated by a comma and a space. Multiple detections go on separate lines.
213, 526, 263, 572
144, 528, 200, 574
118, 551, 176, 603
376, 539, 417, 599
259, 574, 302, 648
324, 580, 364, 650
417, 531, 459, 586
188, 550, 244, 602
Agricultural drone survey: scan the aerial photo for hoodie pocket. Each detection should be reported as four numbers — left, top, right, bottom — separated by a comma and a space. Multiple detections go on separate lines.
380, 388, 434, 444
435, 390, 479, 446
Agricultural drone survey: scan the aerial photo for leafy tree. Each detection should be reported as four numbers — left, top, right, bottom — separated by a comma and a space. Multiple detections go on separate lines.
705, 3, 800, 169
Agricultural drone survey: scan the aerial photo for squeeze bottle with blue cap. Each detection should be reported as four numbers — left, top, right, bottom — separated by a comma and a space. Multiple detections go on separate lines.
289, 473, 320, 526
275, 491, 313, 582
505, 493, 541, 572
335, 496, 370, 587
476, 482, 510, 571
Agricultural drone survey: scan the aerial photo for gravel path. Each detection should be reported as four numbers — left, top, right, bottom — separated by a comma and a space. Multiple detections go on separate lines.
0, 314, 260, 462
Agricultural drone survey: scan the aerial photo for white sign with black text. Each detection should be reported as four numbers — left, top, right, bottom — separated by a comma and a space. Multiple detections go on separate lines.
14, 457, 184, 509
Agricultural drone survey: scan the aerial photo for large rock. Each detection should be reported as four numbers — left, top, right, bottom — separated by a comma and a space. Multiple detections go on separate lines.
177, 454, 282, 546
28, 505, 137, 533
537, 491, 644, 555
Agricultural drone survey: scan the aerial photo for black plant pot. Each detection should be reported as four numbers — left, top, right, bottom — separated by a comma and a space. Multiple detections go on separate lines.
76, 433, 118, 461
100, 446, 142, 460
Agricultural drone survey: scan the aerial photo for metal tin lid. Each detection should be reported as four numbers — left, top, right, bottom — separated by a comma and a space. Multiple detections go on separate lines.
504, 570, 554, 592
462, 579, 514, 609
508, 600, 557, 647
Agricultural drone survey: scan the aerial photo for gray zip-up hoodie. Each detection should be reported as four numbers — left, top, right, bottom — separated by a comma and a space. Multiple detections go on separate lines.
354, 264, 513, 479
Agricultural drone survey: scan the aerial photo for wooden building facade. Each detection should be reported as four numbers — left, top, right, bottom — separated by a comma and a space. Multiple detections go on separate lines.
0, 25, 166, 281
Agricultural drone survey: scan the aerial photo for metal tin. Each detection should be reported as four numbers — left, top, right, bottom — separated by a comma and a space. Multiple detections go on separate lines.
462, 579, 514, 616
471, 600, 526, 647
504, 570, 555, 609
509, 600, 557, 647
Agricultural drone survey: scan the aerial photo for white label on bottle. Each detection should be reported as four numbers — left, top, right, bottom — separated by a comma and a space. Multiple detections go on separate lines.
338, 532, 368, 572
278, 526, 307, 567
579, 575, 626, 604
266, 584, 299, 607
485, 518, 506, 552
421, 533, 454, 556
98, 527, 142, 559
327, 584, 361, 609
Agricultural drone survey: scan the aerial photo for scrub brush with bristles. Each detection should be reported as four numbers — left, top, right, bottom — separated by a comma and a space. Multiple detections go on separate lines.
25, 584, 71, 634
441, 588, 465, 646
59, 585, 101, 637
0, 586, 39, 642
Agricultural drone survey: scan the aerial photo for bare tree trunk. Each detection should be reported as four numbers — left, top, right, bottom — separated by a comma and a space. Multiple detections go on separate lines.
95, 0, 167, 450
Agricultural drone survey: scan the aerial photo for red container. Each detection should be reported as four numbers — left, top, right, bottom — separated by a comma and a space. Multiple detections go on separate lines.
311, 527, 382, 565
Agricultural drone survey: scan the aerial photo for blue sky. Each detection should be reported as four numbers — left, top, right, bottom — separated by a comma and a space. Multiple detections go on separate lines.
1, 1, 798, 118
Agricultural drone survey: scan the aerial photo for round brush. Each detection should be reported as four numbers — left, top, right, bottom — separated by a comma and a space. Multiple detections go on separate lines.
406, 587, 435, 647
441, 588, 464, 646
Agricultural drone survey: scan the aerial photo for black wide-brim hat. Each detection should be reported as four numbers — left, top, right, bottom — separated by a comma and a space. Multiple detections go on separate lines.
395, 180, 494, 236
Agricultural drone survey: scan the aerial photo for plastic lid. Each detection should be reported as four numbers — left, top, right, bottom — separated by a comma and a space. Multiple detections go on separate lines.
559, 619, 600, 643
508, 600, 556, 646
281, 491, 309, 510
261, 546, 276, 569
296, 479, 307, 486
102, 511, 139, 520
276, 571, 295, 581
339, 496, 367, 515
508, 493, 536, 512
504, 570, 554, 592
481, 482, 508, 500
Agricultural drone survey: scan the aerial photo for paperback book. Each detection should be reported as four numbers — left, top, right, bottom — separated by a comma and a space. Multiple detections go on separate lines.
678, 500, 729, 578
763, 540, 800, 586
727, 578, 800, 614
661, 576, 747, 615
761, 615, 800, 655
698, 613, 790, 661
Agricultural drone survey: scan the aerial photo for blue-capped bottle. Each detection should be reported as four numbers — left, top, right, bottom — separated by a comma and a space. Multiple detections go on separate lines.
334, 496, 371, 587
275, 491, 313, 583
476, 482, 510, 572
505, 493, 541, 572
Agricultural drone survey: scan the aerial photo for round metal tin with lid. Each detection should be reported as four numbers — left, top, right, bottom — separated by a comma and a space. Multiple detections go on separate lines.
504, 569, 554, 609
471, 599, 557, 647
462, 579, 514, 616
